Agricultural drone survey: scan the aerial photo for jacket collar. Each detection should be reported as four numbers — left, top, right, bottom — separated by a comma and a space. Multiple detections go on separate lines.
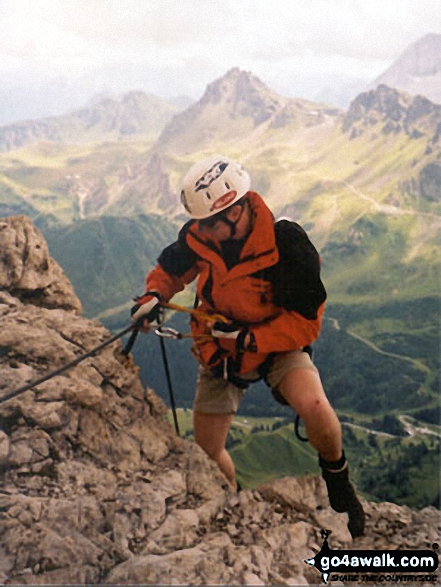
186, 192, 279, 277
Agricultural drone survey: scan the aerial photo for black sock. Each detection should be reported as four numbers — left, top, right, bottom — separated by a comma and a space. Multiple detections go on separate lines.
319, 450, 347, 472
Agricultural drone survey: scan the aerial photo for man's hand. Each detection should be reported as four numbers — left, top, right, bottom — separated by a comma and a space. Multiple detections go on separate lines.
211, 321, 242, 340
210, 321, 257, 352
131, 293, 162, 333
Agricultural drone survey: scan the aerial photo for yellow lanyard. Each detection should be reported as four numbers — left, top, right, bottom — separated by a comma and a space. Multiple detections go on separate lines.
161, 301, 230, 324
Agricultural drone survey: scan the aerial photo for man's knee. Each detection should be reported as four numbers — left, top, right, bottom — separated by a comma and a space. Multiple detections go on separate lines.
278, 369, 333, 416
301, 395, 335, 419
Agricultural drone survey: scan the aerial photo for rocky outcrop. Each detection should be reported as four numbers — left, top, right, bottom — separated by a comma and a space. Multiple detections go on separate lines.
0, 216, 82, 313
0, 215, 440, 585
343, 84, 441, 143
419, 162, 441, 201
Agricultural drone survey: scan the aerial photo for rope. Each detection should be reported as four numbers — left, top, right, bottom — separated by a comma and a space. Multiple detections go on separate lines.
0, 302, 224, 407
161, 301, 230, 324
1, 298, 311, 447
0, 324, 134, 405
149, 300, 228, 437
158, 336, 180, 437
0, 301, 226, 440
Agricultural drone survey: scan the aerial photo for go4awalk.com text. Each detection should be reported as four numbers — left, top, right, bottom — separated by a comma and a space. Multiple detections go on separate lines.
305, 531, 439, 584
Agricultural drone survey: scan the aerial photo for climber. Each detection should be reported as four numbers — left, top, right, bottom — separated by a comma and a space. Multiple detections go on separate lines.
130, 155, 365, 538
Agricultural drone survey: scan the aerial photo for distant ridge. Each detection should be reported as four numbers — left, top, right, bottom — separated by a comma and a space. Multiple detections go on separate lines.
0, 91, 180, 152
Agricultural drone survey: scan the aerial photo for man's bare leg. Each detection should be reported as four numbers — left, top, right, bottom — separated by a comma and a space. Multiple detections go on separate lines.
193, 411, 237, 488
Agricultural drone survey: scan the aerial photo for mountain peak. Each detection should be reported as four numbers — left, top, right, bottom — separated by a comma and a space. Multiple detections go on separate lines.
205, 67, 279, 95
199, 67, 285, 118
398, 33, 441, 77
374, 33, 441, 104
155, 68, 289, 153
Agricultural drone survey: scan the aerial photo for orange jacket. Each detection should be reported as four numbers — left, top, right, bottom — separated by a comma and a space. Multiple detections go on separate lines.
145, 192, 326, 375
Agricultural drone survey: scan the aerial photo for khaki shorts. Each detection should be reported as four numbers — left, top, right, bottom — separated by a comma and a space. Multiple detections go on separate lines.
193, 349, 318, 414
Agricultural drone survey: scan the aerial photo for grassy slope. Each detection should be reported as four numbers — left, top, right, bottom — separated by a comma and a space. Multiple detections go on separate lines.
170, 410, 318, 488
1, 119, 439, 304
42, 214, 178, 316
230, 426, 318, 488
171, 409, 440, 508
0, 140, 155, 223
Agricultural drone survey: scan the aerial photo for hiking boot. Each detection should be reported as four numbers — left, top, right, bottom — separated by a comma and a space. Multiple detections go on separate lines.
322, 467, 365, 538
347, 498, 366, 539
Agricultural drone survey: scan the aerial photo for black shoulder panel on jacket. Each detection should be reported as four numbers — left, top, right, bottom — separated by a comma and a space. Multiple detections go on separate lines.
259, 220, 327, 319
157, 221, 199, 276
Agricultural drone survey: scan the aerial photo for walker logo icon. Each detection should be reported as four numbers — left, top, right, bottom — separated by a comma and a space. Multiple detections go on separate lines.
305, 530, 439, 584
195, 161, 228, 192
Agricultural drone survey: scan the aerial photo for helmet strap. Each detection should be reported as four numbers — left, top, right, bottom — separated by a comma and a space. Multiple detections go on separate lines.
222, 216, 239, 238
223, 198, 247, 239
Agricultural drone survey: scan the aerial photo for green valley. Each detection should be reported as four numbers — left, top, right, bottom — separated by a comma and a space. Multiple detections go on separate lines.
170, 409, 440, 509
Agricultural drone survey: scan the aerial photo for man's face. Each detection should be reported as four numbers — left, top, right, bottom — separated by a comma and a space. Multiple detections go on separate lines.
198, 202, 249, 241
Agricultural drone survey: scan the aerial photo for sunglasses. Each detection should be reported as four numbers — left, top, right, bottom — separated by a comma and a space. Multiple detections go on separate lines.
198, 201, 245, 230
198, 210, 229, 229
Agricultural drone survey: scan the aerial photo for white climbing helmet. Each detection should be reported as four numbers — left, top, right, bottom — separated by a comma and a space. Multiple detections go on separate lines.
180, 155, 251, 219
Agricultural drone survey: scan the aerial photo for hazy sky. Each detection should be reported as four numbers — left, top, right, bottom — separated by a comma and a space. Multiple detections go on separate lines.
1, 0, 441, 118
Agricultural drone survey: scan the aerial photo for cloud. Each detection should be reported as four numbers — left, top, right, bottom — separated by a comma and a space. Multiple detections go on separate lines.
235, 0, 441, 62
0, 0, 440, 103
2, 0, 440, 70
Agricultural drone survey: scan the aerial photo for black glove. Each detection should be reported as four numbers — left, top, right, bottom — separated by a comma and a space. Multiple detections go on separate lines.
211, 321, 257, 353
131, 292, 162, 327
